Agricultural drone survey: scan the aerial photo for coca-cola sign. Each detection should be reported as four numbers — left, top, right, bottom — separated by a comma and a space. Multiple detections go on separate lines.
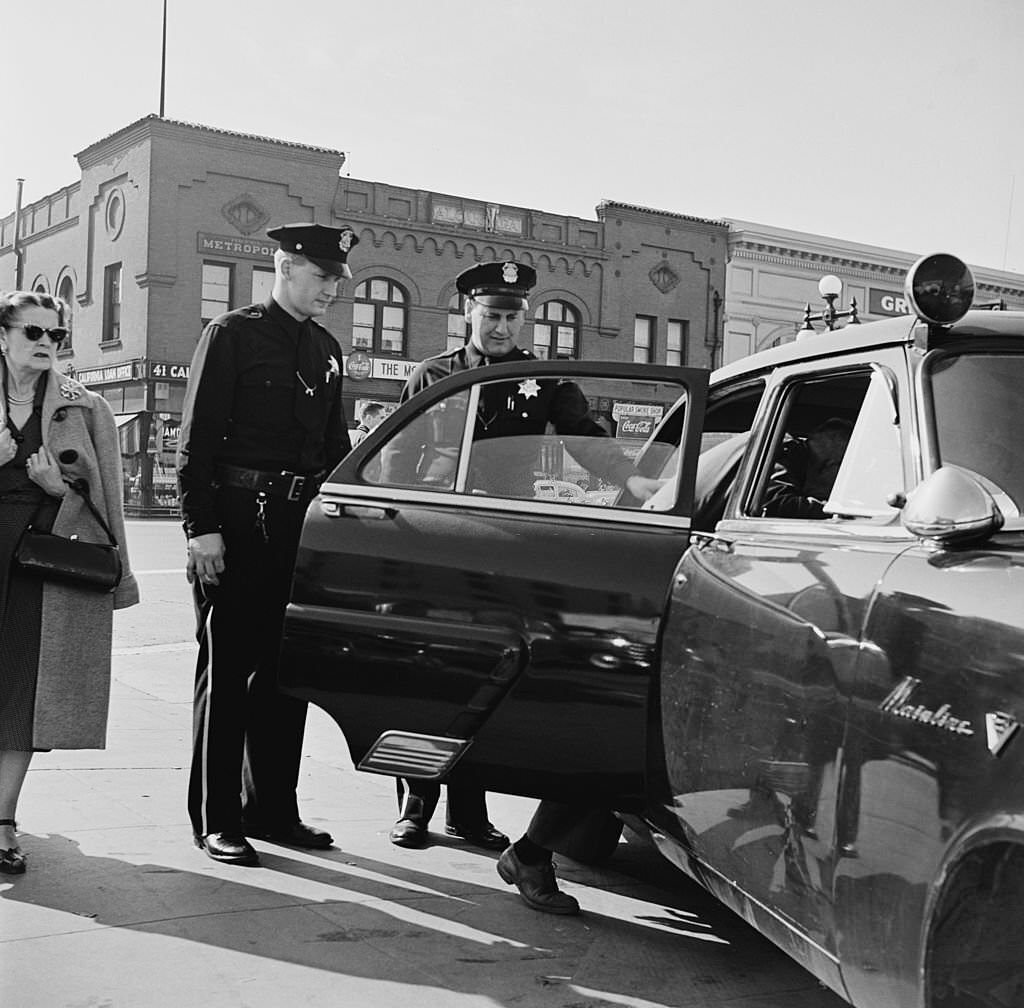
618, 416, 655, 438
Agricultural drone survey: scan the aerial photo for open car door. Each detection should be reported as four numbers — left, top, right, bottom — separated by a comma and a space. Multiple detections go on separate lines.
280, 360, 708, 808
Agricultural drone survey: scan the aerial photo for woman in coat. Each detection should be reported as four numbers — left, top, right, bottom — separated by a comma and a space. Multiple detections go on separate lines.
0, 291, 138, 874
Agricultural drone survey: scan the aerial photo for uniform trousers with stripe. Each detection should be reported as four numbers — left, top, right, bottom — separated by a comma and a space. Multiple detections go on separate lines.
187, 487, 309, 837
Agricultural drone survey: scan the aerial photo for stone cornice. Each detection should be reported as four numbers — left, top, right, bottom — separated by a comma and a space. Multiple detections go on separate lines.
77, 114, 342, 170
597, 199, 727, 230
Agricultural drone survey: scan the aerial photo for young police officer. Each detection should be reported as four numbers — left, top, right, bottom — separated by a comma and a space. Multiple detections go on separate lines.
178, 222, 357, 865
389, 260, 664, 914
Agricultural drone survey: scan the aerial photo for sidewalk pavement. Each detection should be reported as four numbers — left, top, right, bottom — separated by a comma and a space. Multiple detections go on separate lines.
1, 642, 842, 1008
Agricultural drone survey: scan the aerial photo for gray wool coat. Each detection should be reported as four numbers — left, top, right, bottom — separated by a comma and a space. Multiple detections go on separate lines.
28, 370, 139, 749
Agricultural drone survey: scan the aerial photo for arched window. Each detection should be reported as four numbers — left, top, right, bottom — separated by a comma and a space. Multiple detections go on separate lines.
57, 276, 74, 352
447, 293, 470, 352
353, 278, 407, 355
533, 300, 580, 359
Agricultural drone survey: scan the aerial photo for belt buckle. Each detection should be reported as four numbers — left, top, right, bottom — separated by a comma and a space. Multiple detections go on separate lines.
285, 473, 306, 502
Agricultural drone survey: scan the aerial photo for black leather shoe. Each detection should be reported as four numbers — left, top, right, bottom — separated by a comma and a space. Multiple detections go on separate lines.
243, 821, 333, 849
497, 847, 580, 915
389, 818, 428, 848
194, 832, 259, 865
445, 821, 510, 851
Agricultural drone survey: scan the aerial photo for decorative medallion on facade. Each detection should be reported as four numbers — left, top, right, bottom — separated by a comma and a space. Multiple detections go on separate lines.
649, 262, 680, 294
222, 194, 270, 236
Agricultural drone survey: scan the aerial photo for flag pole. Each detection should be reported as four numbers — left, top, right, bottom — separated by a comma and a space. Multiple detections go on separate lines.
159, 0, 168, 116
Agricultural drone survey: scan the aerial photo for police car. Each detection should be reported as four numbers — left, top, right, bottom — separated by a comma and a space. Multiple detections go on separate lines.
281, 253, 1024, 1008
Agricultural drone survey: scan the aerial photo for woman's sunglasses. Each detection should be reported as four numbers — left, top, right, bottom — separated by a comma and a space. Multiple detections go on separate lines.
5, 324, 69, 348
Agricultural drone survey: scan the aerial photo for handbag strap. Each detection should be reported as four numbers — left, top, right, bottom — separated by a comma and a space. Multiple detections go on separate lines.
64, 479, 118, 547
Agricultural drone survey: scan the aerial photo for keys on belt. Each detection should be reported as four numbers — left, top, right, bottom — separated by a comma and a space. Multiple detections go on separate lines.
214, 464, 324, 502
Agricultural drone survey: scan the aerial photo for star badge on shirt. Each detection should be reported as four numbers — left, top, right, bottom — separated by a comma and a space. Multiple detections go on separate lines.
325, 355, 340, 383
517, 378, 540, 399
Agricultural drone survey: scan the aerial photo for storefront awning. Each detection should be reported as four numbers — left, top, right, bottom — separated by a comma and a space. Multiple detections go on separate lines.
115, 413, 142, 454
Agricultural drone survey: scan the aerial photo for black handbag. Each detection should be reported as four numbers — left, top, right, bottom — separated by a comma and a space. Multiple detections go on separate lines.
14, 479, 123, 592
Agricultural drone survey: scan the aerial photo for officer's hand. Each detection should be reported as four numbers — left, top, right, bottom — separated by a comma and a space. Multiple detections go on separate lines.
0, 428, 16, 466
187, 533, 226, 586
625, 475, 668, 503
26, 445, 68, 497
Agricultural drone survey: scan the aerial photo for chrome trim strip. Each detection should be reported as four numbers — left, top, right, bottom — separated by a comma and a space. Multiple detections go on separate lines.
318, 481, 693, 530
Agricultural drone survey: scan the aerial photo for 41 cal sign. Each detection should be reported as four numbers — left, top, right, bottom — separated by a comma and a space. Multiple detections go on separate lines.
148, 362, 191, 380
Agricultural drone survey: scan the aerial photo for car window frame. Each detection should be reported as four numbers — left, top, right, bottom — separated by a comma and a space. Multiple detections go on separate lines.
720, 347, 919, 536
329, 359, 710, 528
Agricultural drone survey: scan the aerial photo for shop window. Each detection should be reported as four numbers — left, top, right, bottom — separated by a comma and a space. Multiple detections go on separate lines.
634, 315, 654, 364
534, 301, 580, 359
353, 278, 407, 355
447, 293, 470, 352
57, 276, 74, 353
102, 263, 122, 344
251, 266, 275, 305
667, 319, 687, 366
201, 262, 233, 324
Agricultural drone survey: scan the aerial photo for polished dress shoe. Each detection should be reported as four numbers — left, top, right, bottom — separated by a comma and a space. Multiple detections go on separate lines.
194, 832, 259, 865
497, 846, 580, 915
243, 821, 333, 849
389, 818, 428, 848
0, 818, 26, 875
445, 821, 510, 851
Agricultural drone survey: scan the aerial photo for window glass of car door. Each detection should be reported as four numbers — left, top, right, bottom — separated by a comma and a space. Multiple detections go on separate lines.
754, 370, 878, 519
363, 372, 687, 512
824, 368, 904, 519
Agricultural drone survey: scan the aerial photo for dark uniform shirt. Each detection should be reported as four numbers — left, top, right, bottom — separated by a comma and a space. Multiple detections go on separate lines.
389, 341, 635, 495
177, 298, 346, 537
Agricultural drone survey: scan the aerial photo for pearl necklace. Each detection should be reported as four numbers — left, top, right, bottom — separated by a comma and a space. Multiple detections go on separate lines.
7, 391, 33, 404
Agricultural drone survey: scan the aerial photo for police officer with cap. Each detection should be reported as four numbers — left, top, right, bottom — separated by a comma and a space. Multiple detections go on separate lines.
388, 261, 664, 901
177, 221, 357, 865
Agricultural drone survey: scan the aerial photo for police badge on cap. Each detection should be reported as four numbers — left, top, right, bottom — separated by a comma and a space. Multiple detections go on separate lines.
267, 222, 360, 279
456, 260, 537, 309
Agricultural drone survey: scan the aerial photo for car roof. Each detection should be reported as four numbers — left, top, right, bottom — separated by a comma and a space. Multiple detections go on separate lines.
711, 309, 1024, 384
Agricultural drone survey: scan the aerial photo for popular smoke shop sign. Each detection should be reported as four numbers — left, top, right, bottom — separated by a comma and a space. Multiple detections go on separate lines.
612, 401, 665, 439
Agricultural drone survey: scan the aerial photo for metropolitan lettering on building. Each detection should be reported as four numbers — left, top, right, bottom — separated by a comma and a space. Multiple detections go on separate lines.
197, 233, 276, 260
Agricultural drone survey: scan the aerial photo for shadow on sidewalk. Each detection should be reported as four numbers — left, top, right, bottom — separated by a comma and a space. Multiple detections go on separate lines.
0, 830, 841, 1007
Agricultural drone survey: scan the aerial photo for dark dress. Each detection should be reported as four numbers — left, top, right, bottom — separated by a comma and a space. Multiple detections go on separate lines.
0, 404, 50, 750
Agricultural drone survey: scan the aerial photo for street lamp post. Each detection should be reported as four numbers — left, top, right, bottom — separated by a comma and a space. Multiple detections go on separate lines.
799, 274, 860, 337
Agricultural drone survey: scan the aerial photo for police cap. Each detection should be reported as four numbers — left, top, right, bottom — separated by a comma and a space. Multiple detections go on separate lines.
267, 222, 359, 279
456, 260, 537, 309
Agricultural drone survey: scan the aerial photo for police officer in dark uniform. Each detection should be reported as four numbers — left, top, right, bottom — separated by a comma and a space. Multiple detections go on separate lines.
388, 262, 664, 890
177, 222, 357, 865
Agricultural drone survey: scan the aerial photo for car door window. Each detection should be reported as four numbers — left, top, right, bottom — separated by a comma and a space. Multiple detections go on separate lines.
362, 371, 690, 512
825, 369, 904, 519
753, 371, 871, 519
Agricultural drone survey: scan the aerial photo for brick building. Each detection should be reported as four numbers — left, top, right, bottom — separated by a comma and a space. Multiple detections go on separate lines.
3, 114, 1022, 511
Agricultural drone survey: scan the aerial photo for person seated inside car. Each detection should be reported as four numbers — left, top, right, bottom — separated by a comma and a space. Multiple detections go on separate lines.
761, 417, 853, 518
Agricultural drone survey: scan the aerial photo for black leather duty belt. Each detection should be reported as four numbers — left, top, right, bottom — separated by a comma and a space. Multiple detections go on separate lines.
214, 464, 325, 502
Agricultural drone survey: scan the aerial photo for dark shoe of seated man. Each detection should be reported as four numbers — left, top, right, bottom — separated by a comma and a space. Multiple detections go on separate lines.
242, 820, 333, 849
390, 816, 509, 850
445, 819, 509, 851
194, 831, 260, 866
497, 841, 580, 915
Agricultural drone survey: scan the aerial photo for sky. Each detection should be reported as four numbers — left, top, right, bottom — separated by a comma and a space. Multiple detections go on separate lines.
6, 0, 1023, 273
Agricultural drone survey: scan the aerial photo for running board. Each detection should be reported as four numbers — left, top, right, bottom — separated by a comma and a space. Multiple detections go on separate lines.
357, 731, 472, 779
